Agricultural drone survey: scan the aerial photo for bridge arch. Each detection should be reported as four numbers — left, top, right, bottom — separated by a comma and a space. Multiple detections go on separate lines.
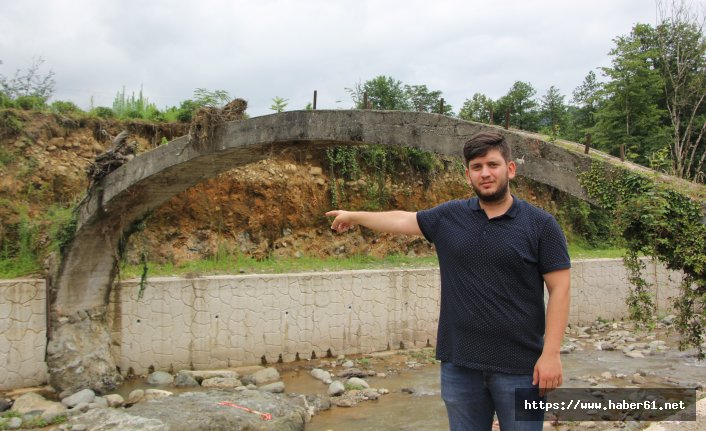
45, 109, 628, 392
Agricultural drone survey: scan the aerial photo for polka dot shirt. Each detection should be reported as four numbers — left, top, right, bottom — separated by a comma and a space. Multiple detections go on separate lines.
417, 196, 571, 374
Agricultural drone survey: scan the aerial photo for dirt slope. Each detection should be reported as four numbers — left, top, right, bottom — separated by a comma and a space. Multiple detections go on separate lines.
0, 110, 561, 273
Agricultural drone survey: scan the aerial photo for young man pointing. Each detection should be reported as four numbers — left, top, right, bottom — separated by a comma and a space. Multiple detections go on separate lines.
326, 131, 571, 431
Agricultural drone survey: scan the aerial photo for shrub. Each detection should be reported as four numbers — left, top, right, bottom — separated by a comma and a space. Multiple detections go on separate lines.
90, 106, 115, 119
50, 100, 82, 114
14, 95, 46, 110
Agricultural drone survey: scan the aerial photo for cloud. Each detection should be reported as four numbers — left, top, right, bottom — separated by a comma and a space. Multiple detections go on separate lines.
0, 0, 655, 116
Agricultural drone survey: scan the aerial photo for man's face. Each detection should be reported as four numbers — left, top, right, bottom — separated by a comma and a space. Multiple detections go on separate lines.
465, 149, 516, 203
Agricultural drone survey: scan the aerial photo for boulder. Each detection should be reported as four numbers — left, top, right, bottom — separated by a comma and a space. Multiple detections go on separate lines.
147, 371, 174, 386
310, 368, 332, 384
346, 377, 370, 389
328, 381, 345, 396
174, 371, 200, 387
201, 377, 242, 389
61, 389, 96, 408
177, 370, 239, 383
143, 389, 173, 401
69, 408, 169, 430
127, 389, 145, 405
11, 392, 68, 422
252, 367, 280, 385
125, 389, 306, 430
104, 394, 124, 407
260, 382, 286, 393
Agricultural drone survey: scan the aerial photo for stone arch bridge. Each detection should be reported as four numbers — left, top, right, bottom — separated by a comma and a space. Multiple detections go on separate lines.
45, 109, 692, 393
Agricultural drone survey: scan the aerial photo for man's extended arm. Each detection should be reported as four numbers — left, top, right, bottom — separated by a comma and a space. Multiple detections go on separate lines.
326, 210, 422, 236
533, 268, 570, 394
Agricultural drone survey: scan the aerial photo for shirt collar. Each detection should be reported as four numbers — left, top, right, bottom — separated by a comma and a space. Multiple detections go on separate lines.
469, 195, 520, 219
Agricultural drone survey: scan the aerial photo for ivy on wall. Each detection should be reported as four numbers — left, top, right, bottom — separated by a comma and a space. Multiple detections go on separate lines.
579, 160, 706, 356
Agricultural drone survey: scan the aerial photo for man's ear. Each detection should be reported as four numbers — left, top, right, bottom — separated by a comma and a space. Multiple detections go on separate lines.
464, 167, 472, 187
507, 160, 517, 180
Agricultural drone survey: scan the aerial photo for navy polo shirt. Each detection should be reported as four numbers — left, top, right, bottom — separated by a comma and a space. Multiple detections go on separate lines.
417, 196, 570, 374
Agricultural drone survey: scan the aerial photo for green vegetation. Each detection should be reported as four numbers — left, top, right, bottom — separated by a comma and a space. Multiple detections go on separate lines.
346, 75, 453, 114
578, 160, 706, 356
0, 410, 67, 430
115, 242, 625, 280
0, 203, 77, 278
111, 86, 160, 120
119, 253, 440, 279
325, 144, 445, 209
270, 96, 289, 113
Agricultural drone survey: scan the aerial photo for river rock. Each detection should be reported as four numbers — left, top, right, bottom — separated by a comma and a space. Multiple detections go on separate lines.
560, 343, 576, 354
62, 388, 96, 408
12, 392, 68, 421
143, 389, 173, 401
328, 381, 345, 396
311, 368, 332, 384
632, 374, 648, 384
177, 370, 239, 383
202, 377, 242, 389
260, 382, 286, 393
174, 371, 200, 387
104, 394, 124, 407
147, 371, 174, 385
6, 417, 21, 429
252, 367, 280, 385
69, 408, 169, 430
127, 389, 144, 404
337, 367, 367, 378
342, 360, 355, 368
0, 398, 11, 412
346, 377, 370, 389
126, 389, 306, 430
625, 351, 645, 359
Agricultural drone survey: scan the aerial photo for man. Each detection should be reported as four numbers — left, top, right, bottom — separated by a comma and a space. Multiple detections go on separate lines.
326, 131, 571, 431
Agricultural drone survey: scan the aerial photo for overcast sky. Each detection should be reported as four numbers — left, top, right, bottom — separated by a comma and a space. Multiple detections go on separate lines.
0, 0, 662, 117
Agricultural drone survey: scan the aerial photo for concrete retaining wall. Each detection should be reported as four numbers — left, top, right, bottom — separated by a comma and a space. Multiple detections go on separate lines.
0, 259, 685, 390
0, 279, 47, 390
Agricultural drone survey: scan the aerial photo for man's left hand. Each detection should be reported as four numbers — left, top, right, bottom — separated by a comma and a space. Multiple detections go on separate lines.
533, 352, 563, 396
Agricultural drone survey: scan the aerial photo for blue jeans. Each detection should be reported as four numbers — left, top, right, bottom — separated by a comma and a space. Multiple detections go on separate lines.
441, 362, 544, 431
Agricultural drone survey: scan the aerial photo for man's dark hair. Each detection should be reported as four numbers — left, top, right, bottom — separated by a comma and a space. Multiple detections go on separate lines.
462, 131, 512, 165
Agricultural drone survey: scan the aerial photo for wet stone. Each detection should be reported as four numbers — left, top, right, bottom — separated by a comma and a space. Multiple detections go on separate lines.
147, 371, 174, 386
62, 389, 96, 408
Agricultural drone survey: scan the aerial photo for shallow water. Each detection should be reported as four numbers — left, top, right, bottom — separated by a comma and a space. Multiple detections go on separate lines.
297, 348, 706, 431
111, 346, 705, 430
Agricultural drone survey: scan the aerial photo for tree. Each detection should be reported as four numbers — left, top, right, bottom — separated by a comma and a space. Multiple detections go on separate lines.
495, 81, 540, 131
404, 84, 453, 115
270, 96, 289, 113
593, 24, 669, 163
347, 76, 453, 114
459, 93, 494, 123
346, 76, 410, 110
569, 70, 603, 141
656, 0, 706, 181
193, 88, 231, 108
540, 85, 568, 136
0, 57, 55, 106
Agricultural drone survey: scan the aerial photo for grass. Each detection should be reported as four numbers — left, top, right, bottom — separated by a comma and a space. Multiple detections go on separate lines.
0, 241, 627, 280
119, 242, 626, 279
568, 242, 626, 260
119, 252, 440, 279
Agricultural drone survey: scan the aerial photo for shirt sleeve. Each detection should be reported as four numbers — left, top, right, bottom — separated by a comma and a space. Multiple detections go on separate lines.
416, 200, 458, 244
538, 216, 571, 274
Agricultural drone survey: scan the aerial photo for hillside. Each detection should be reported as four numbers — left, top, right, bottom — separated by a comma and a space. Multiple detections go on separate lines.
0, 109, 604, 277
